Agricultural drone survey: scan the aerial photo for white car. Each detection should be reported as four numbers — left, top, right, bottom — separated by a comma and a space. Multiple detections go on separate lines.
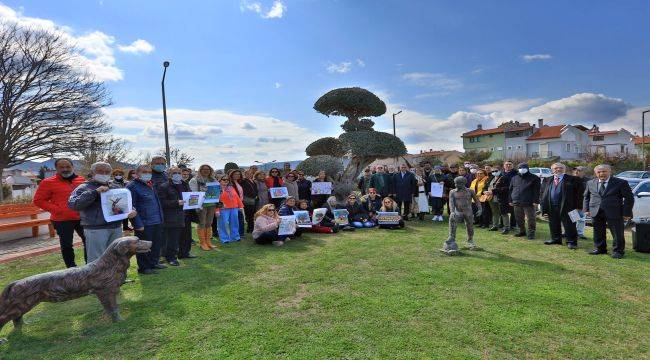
586, 180, 650, 226
529, 167, 552, 178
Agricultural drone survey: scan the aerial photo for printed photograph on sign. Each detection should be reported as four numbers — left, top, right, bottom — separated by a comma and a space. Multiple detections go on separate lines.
332, 209, 349, 226
100, 189, 132, 222
311, 182, 332, 195
312, 208, 327, 224
278, 215, 297, 235
203, 182, 222, 204
294, 211, 312, 227
270, 187, 289, 199
182, 192, 205, 210
377, 212, 400, 225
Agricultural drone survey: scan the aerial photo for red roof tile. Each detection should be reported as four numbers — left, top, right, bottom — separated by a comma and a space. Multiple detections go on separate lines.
462, 127, 504, 137
526, 125, 565, 140
588, 130, 619, 136
634, 136, 650, 145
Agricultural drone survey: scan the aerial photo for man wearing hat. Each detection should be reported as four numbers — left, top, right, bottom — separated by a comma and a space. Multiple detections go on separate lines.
508, 163, 540, 239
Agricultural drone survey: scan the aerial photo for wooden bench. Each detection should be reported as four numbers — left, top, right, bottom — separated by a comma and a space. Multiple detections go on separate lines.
0, 204, 56, 238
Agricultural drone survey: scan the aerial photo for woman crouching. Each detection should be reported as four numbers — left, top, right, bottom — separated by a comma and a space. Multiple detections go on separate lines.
253, 204, 284, 246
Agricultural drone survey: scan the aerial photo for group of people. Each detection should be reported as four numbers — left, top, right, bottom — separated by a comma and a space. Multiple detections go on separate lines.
32, 156, 634, 276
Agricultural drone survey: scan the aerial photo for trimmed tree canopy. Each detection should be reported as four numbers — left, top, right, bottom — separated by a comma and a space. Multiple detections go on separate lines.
314, 87, 386, 121
339, 131, 407, 158
296, 155, 343, 179
224, 162, 239, 173
306, 137, 347, 157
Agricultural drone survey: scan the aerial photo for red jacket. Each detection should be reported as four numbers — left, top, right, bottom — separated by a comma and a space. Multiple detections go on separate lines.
265, 176, 283, 189
33, 174, 86, 221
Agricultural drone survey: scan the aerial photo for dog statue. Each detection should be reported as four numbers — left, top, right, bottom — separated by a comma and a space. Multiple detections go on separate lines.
0, 236, 151, 343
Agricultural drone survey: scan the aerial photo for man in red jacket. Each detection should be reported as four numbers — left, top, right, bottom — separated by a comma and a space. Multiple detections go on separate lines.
33, 158, 87, 267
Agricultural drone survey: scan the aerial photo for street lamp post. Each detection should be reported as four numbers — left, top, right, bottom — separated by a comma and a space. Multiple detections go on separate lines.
392, 110, 402, 136
641, 110, 650, 171
161, 61, 171, 167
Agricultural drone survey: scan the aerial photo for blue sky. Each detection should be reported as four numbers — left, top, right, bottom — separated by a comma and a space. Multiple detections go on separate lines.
1, 0, 649, 167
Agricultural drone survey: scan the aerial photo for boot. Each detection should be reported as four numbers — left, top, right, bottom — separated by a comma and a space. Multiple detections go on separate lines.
205, 228, 215, 249
198, 228, 211, 251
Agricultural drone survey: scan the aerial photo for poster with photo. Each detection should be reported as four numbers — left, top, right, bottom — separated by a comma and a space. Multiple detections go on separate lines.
278, 215, 297, 235
312, 208, 328, 225
332, 209, 349, 226
377, 212, 400, 225
270, 187, 289, 199
182, 192, 205, 210
294, 211, 312, 228
430, 183, 444, 198
203, 182, 222, 204
100, 188, 132, 222
311, 181, 332, 195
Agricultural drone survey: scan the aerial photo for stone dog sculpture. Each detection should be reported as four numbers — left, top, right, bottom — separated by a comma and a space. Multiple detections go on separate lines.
0, 236, 151, 343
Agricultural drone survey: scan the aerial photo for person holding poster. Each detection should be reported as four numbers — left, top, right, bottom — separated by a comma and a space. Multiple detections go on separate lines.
427, 166, 446, 222
265, 168, 284, 208
217, 175, 244, 243
311, 170, 332, 209
346, 194, 374, 228
378, 197, 405, 229
156, 167, 196, 264
297, 200, 337, 233
361, 188, 383, 224
189, 164, 217, 250
68, 162, 137, 263
252, 204, 283, 246
278, 197, 302, 241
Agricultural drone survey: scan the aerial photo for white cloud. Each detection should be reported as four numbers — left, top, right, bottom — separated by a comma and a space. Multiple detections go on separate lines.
472, 98, 543, 114
274, 82, 282, 89
402, 72, 463, 91
241, 1, 285, 19
118, 39, 155, 54
104, 107, 322, 167
0, 3, 152, 81
356, 59, 366, 67
522, 93, 629, 123
326, 61, 352, 74
522, 54, 552, 62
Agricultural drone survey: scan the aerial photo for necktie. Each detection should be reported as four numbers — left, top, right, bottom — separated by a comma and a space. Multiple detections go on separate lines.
553, 177, 559, 187
598, 182, 606, 196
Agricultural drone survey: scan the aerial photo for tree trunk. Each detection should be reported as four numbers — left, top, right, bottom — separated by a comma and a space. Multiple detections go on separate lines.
340, 156, 376, 186
0, 165, 5, 202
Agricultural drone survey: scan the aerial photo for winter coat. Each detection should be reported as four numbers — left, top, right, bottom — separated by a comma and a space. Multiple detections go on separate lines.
127, 179, 164, 229
509, 172, 541, 206
369, 173, 392, 198
346, 202, 369, 222
151, 170, 168, 190
255, 180, 269, 208
392, 171, 418, 202
297, 179, 312, 201
34, 174, 86, 221
489, 175, 511, 205
67, 180, 122, 229
427, 172, 447, 197
279, 203, 298, 216
540, 174, 583, 215
361, 195, 383, 214
253, 214, 278, 239
156, 180, 188, 228
470, 177, 489, 202
284, 179, 299, 199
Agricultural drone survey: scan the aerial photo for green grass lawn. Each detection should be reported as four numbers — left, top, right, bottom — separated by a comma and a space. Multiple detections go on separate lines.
0, 220, 649, 359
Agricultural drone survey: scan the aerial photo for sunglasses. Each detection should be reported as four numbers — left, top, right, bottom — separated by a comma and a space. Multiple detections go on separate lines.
268, 208, 276, 212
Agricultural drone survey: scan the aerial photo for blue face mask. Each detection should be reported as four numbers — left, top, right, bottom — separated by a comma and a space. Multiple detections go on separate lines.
139, 173, 152, 182
152, 164, 166, 173
171, 173, 182, 183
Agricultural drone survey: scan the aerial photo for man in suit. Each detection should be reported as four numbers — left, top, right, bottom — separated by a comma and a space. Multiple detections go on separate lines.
572, 166, 589, 239
392, 163, 418, 221
583, 164, 634, 259
540, 163, 582, 249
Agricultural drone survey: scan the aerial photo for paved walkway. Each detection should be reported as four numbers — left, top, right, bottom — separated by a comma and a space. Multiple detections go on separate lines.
0, 234, 83, 264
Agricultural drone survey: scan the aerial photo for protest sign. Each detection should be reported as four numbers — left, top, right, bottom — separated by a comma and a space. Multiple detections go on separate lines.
294, 211, 312, 228
377, 212, 400, 225
278, 215, 297, 235
100, 189, 132, 222
270, 187, 289, 199
203, 182, 221, 204
311, 182, 332, 195
182, 192, 205, 210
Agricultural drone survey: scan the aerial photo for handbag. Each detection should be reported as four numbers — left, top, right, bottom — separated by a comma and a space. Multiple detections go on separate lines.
479, 194, 491, 202
243, 196, 257, 207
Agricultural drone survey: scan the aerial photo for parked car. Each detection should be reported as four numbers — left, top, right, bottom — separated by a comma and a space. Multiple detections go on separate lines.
529, 167, 552, 180
585, 179, 650, 226
615, 171, 650, 189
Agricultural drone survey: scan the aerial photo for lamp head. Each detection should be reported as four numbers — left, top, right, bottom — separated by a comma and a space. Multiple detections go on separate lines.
395, 110, 402, 115
163, 61, 170, 67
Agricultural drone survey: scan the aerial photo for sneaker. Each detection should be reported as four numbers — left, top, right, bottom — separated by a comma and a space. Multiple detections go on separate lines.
167, 260, 180, 266
138, 269, 157, 275
272, 240, 284, 246
153, 264, 167, 270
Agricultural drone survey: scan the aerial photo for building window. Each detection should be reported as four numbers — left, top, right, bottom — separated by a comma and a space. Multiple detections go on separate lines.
490, 147, 494, 151
497, 147, 503, 151
517, 145, 522, 150
621, 145, 625, 153
507, 146, 512, 150
566, 143, 571, 152
593, 135, 604, 141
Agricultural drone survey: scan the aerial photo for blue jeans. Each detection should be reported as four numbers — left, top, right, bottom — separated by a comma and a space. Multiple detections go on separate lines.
218, 208, 240, 243
352, 221, 375, 228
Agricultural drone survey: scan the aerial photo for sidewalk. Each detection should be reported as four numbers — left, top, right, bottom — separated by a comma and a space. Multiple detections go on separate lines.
0, 234, 83, 264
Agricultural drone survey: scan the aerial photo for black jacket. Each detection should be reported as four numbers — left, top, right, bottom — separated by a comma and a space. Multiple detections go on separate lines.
490, 175, 511, 204
392, 171, 418, 201
509, 172, 541, 205
156, 180, 188, 228
540, 174, 582, 215
297, 179, 312, 201
346, 202, 369, 222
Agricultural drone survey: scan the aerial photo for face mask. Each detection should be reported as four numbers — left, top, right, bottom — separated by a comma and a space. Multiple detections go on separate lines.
470, 169, 477, 174
114, 175, 123, 181
518, 168, 528, 175
171, 173, 182, 183
60, 171, 74, 178
139, 174, 152, 182
152, 164, 166, 173
492, 171, 500, 176
94, 174, 110, 184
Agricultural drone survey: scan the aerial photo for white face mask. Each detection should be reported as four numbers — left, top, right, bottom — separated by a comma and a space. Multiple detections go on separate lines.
171, 173, 182, 183
492, 171, 500, 176
518, 168, 528, 175
94, 174, 110, 184
139, 173, 152, 182
470, 169, 477, 174
114, 175, 123, 181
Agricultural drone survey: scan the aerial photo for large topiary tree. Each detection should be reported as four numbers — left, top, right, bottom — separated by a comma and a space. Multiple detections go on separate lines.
295, 155, 343, 179
304, 87, 407, 188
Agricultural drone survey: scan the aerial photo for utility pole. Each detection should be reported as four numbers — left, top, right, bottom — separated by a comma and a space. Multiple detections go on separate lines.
161, 61, 171, 167
392, 110, 402, 136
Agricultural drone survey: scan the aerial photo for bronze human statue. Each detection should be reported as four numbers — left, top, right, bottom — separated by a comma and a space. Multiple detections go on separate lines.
0, 236, 151, 344
443, 176, 482, 255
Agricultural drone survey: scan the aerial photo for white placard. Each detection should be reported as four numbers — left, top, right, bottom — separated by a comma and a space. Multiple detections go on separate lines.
312, 208, 327, 225
270, 187, 289, 199
377, 212, 400, 225
294, 210, 312, 228
100, 188, 132, 222
568, 209, 581, 223
311, 182, 332, 195
430, 183, 444, 198
278, 215, 297, 235
182, 192, 205, 210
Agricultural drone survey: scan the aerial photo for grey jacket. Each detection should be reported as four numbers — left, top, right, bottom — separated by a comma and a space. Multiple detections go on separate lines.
583, 176, 634, 219
68, 181, 122, 229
